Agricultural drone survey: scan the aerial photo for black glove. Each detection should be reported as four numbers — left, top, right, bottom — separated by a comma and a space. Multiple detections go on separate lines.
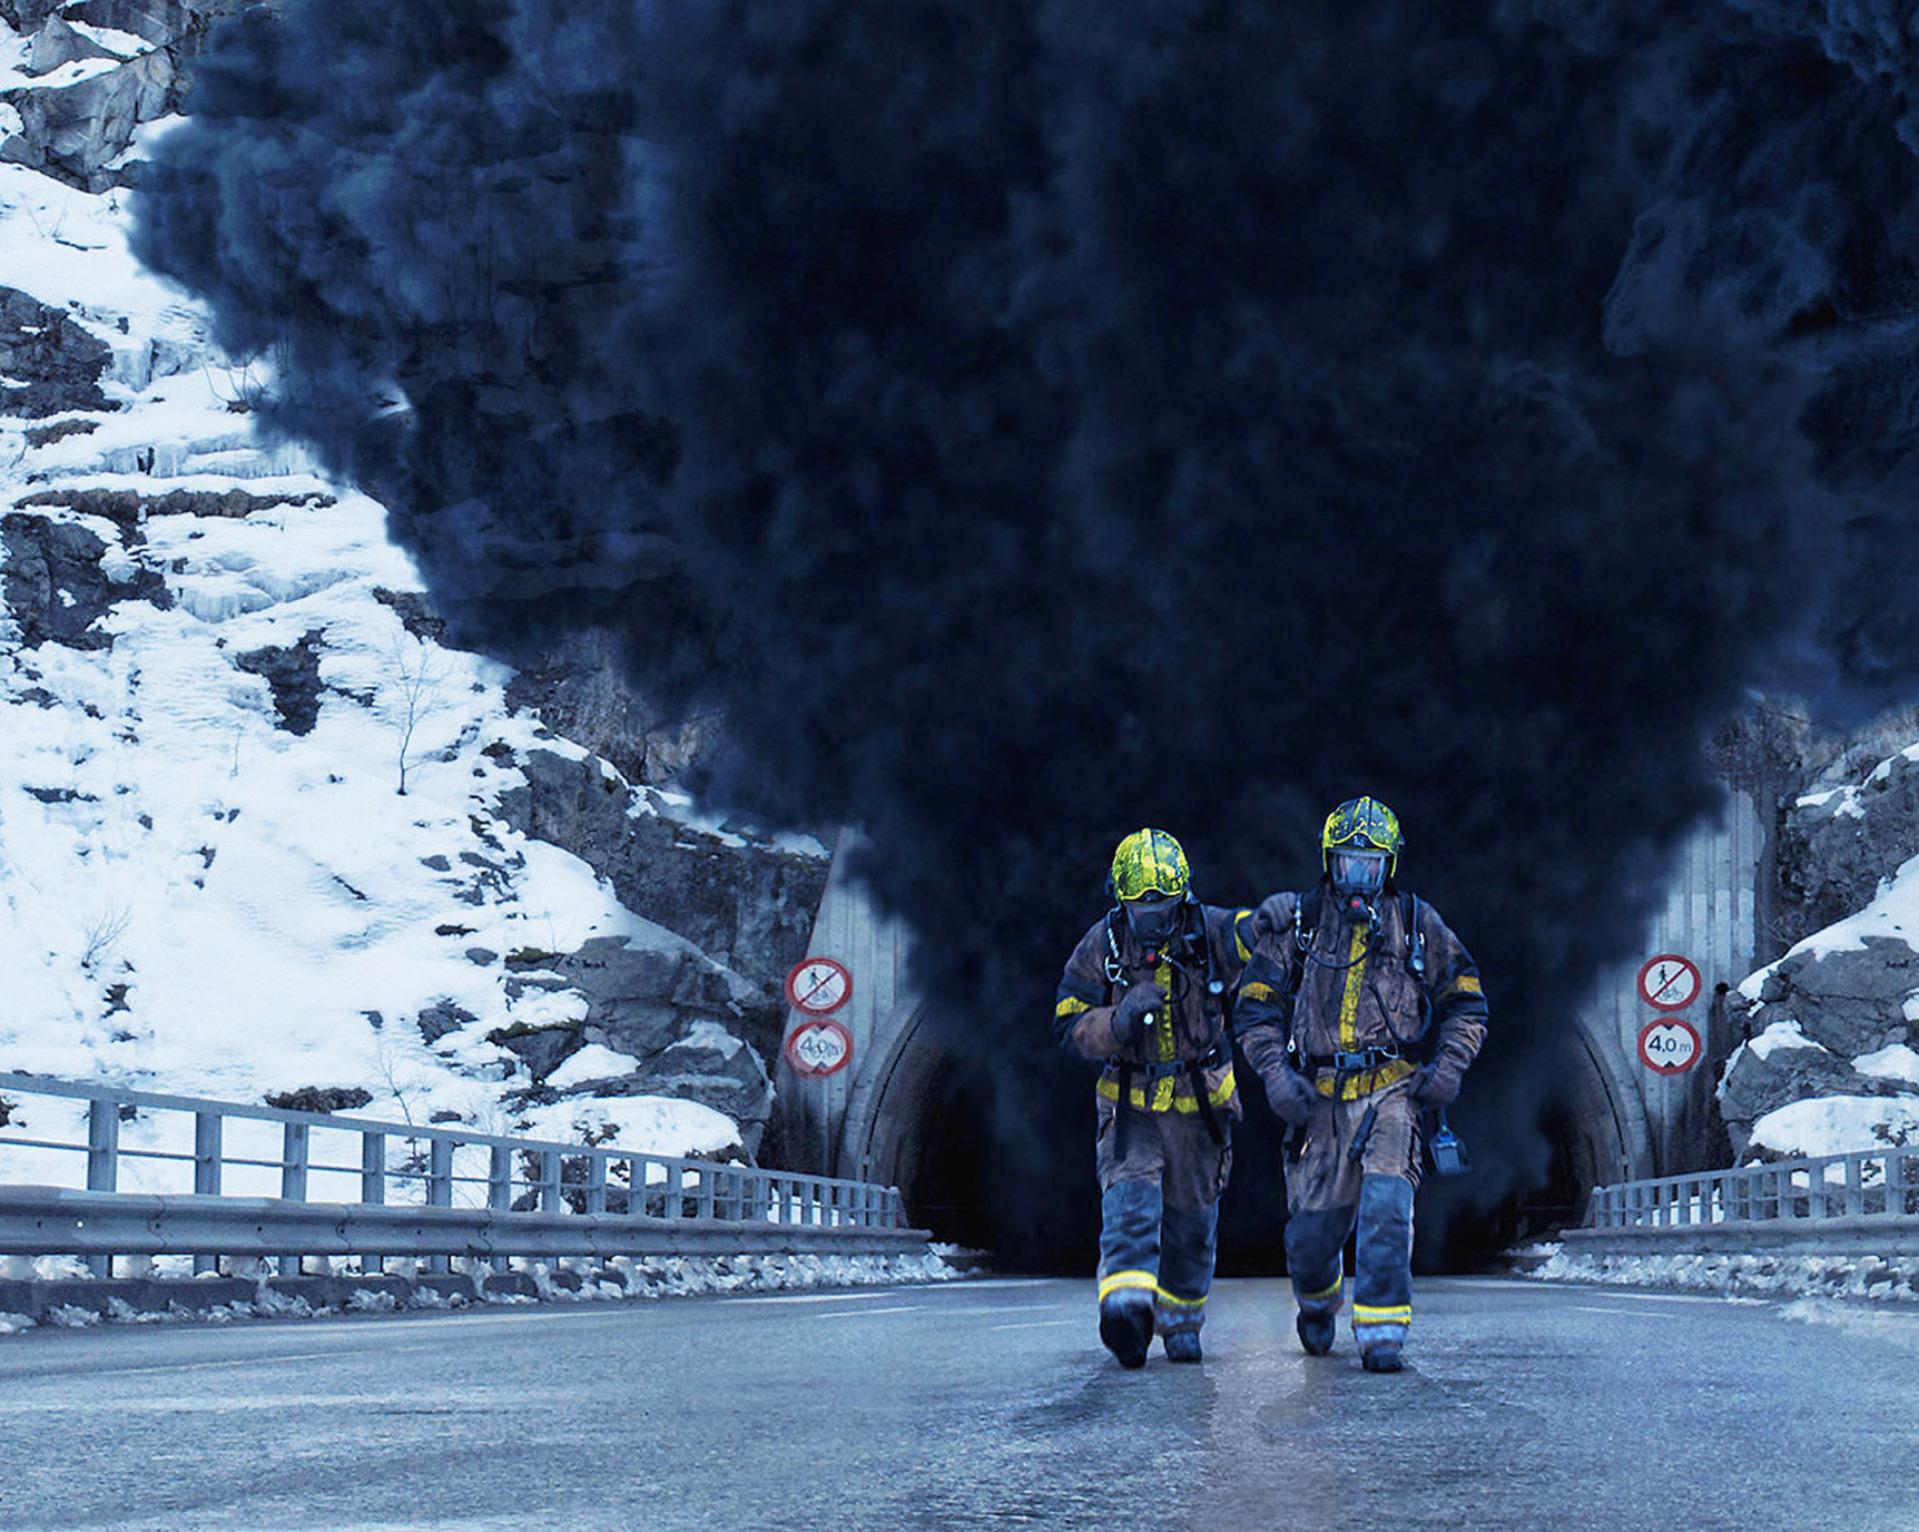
1264, 1066, 1320, 1129
1109, 981, 1167, 1043
1411, 1059, 1464, 1108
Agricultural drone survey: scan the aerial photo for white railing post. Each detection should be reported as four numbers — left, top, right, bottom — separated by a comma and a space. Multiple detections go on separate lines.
425, 1139, 453, 1275
279, 1123, 309, 1277
488, 1145, 513, 1274
361, 1132, 386, 1276
85, 1100, 119, 1278
193, 1111, 223, 1276
539, 1149, 562, 1270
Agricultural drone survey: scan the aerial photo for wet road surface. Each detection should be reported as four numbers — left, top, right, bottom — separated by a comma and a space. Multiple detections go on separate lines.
2, 1276, 1915, 1530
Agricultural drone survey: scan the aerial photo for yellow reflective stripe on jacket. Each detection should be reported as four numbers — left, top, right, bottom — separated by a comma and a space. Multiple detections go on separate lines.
1232, 909, 1254, 962
1240, 980, 1278, 1005
1151, 958, 1176, 1111
1055, 995, 1092, 1019
1153, 1286, 1207, 1309
1098, 1269, 1158, 1301
1097, 1067, 1238, 1113
1352, 1303, 1413, 1324
1312, 1056, 1416, 1100
1441, 973, 1483, 999
1337, 923, 1369, 1049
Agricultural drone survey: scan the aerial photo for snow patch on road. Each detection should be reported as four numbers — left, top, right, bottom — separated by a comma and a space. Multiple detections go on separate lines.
1777, 1296, 1919, 1350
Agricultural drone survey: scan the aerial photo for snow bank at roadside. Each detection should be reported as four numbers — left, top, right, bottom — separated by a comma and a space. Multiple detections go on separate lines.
1525, 1242, 1919, 1303
0, 1246, 965, 1334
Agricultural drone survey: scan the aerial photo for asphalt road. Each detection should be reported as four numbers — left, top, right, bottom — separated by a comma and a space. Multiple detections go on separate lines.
1, 1276, 1915, 1532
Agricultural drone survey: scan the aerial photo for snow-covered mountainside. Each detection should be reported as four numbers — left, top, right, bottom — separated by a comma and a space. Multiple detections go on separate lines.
0, 6, 829, 1177
1719, 741, 1919, 1161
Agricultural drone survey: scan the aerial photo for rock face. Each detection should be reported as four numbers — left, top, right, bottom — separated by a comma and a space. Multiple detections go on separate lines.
1717, 1021, 1919, 1156
1740, 937, 1919, 1061
502, 627, 724, 786
234, 628, 325, 736
496, 748, 829, 1012
1777, 750, 1919, 946
0, 286, 113, 418
490, 932, 790, 1154
1, 512, 169, 647
263, 1085, 374, 1114
14, 487, 335, 521
563, 1023, 774, 1140
1, 0, 251, 191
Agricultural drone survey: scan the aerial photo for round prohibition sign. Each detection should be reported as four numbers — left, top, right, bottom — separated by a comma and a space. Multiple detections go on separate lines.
1637, 1016, 1701, 1075
1637, 953, 1702, 1012
784, 956, 852, 1016
785, 1018, 854, 1078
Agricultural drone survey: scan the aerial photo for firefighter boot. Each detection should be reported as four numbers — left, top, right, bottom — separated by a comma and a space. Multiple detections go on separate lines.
1099, 1290, 1154, 1369
1361, 1340, 1404, 1373
1296, 1309, 1336, 1356
1163, 1328, 1202, 1363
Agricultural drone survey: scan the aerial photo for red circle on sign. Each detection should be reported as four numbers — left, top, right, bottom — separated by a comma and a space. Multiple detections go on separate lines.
785, 956, 852, 1016
1637, 954, 1702, 1012
1637, 1016, 1701, 1075
785, 1019, 854, 1078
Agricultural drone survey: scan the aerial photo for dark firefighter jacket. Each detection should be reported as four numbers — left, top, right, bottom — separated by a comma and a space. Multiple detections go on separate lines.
1236, 884, 1488, 1102
1054, 903, 1259, 1118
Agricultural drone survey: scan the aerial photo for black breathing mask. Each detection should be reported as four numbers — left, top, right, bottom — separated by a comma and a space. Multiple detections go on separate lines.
1122, 893, 1184, 948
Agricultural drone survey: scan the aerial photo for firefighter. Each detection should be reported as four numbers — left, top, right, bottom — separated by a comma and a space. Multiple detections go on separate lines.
1054, 828, 1258, 1367
1236, 796, 1488, 1373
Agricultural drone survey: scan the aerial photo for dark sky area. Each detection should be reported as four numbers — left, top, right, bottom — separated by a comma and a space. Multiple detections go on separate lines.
134, 1, 1919, 1266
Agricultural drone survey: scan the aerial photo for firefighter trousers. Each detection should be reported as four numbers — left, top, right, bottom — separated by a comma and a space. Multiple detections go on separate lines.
1283, 1076, 1422, 1352
1094, 1099, 1233, 1335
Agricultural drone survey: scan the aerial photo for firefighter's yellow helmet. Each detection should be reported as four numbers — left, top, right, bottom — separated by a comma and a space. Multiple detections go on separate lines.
1321, 796, 1404, 878
1109, 828, 1191, 903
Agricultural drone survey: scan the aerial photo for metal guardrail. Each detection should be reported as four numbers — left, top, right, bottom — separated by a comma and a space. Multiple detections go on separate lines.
1584, 1146, 1919, 1230
0, 1072, 925, 1278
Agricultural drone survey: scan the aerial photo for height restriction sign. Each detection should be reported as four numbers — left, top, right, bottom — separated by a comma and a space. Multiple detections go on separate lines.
1638, 1017, 1701, 1075
1637, 953, 1702, 1013
785, 956, 852, 1016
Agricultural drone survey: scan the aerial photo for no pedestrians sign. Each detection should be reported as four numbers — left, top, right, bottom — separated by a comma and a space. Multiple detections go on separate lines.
785, 956, 852, 1016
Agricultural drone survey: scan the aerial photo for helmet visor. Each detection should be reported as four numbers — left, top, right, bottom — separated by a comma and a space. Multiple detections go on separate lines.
1122, 893, 1183, 946
1329, 848, 1389, 898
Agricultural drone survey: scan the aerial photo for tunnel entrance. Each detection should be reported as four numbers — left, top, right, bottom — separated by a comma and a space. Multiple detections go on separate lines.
830, 1009, 1645, 1271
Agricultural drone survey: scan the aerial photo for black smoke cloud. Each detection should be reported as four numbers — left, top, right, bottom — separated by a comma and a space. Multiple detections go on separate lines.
136, 1, 1919, 1267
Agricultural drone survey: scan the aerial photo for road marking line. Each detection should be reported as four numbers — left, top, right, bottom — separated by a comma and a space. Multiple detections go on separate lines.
991, 1319, 1077, 1331
726, 1291, 915, 1306
814, 1304, 926, 1320
52, 1342, 435, 1381
1573, 1306, 1684, 1319
915, 1304, 1073, 1317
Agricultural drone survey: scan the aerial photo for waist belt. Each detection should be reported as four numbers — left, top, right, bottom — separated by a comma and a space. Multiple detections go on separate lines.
1298, 1046, 1403, 1073
1120, 1042, 1229, 1083
1110, 1041, 1231, 1148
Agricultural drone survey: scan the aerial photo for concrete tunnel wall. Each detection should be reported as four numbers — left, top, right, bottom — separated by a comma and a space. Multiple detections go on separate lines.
775, 794, 1769, 1224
